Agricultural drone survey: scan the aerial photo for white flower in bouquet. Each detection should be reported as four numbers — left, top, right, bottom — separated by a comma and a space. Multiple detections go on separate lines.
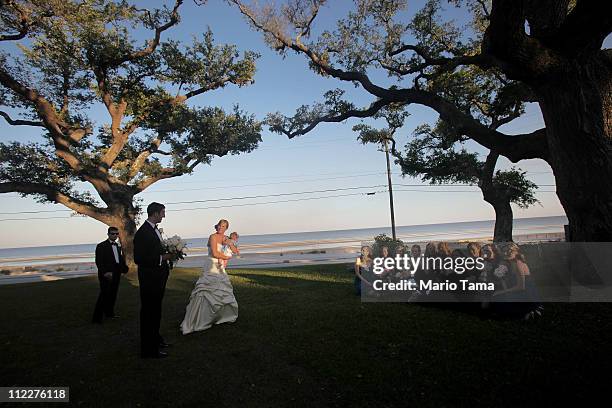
493, 264, 508, 279
166, 235, 187, 251
162, 235, 188, 263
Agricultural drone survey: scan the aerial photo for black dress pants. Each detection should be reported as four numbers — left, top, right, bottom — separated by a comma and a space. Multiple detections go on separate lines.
138, 267, 164, 356
92, 273, 120, 322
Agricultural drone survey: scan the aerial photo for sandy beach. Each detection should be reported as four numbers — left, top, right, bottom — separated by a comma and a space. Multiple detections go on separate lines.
0, 231, 565, 285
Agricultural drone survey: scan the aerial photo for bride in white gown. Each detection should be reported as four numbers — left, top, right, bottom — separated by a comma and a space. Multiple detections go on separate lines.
180, 219, 238, 335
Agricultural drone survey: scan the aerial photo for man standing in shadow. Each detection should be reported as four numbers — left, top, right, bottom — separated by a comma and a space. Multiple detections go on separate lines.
92, 226, 129, 323
134, 202, 175, 358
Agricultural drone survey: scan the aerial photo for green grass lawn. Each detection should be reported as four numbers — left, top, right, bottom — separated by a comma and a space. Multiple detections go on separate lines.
1, 264, 611, 407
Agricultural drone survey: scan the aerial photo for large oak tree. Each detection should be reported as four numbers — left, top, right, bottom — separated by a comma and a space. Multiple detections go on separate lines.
353, 106, 538, 241
230, 0, 612, 241
0, 0, 262, 264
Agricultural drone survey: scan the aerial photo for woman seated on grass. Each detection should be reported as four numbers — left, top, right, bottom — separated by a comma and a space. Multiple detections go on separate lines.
409, 244, 422, 281
407, 243, 436, 302
478, 243, 501, 309
411, 244, 422, 258
378, 246, 396, 282
354, 245, 374, 296
437, 242, 453, 277
490, 243, 544, 320
479, 244, 500, 284
449, 248, 468, 285
422, 242, 439, 282
467, 242, 482, 258
465, 242, 483, 281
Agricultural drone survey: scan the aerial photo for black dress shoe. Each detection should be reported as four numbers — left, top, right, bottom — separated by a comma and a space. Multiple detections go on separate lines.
110, 315, 120, 319
141, 351, 169, 359
159, 341, 172, 348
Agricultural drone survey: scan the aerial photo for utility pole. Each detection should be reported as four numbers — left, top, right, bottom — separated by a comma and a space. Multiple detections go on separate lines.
383, 138, 397, 240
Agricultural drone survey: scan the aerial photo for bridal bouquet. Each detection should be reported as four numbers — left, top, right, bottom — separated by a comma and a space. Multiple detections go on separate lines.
493, 264, 508, 279
493, 264, 509, 290
163, 235, 188, 268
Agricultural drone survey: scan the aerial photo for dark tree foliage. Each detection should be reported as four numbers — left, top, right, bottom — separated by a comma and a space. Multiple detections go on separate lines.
0, 0, 262, 264
230, 0, 612, 241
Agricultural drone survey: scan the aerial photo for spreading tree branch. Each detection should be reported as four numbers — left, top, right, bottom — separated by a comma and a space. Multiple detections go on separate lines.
128, 136, 164, 180
233, 0, 549, 162
109, 0, 184, 66
0, 181, 111, 222
87, 1, 185, 171
0, 0, 31, 41
480, 150, 499, 191
385, 44, 493, 75
0, 66, 88, 170
272, 98, 390, 138
134, 168, 182, 193
0, 110, 44, 126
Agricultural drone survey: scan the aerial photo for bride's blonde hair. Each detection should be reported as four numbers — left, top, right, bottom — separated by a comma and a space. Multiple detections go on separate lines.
215, 219, 229, 231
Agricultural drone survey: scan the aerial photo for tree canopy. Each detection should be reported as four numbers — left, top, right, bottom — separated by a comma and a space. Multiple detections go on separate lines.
230, 0, 612, 241
353, 104, 538, 240
0, 0, 262, 227
233, 0, 550, 161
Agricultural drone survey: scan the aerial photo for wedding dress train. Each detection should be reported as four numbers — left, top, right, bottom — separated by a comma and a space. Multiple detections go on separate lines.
180, 244, 238, 334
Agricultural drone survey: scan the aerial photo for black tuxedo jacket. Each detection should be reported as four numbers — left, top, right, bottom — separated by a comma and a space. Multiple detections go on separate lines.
133, 222, 169, 272
95, 240, 129, 279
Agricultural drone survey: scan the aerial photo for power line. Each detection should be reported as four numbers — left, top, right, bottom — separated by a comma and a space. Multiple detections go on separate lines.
141, 156, 552, 189
0, 215, 82, 222
0, 190, 381, 221
160, 168, 386, 184
0, 188, 559, 222
0, 181, 557, 216
0, 184, 388, 217
164, 185, 387, 205
0, 209, 70, 215
142, 171, 387, 193
141, 168, 390, 187
167, 191, 377, 212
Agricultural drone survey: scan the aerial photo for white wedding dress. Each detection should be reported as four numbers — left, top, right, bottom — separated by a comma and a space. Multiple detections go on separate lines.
180, 243, 238, 334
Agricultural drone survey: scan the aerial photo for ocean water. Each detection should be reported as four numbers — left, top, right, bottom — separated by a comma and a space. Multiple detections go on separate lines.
0, 215, 567, 266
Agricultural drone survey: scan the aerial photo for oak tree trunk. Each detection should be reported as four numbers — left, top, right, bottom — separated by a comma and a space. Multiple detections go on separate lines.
535, 54, 612, 241
480, 152, 514, 242
482, 189, 514, 242
491, 200, 514, 243
116, 218, 137, 272
107, 202, 139, 273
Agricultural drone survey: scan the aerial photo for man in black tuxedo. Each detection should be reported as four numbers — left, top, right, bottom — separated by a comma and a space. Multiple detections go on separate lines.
133, 202, 175, 358
92, 227, 129, 323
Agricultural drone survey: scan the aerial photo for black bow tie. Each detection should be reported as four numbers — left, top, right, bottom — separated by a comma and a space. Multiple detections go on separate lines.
111, 242, 118, 246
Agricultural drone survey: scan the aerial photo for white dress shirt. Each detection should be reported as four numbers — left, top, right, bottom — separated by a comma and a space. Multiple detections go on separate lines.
108, 239, 120, 264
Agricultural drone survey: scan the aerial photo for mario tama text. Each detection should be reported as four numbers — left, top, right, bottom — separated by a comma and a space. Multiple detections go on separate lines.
373, 278, 495, 292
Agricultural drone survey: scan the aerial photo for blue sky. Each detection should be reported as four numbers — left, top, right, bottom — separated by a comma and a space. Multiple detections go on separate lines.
0, 0, 586, 248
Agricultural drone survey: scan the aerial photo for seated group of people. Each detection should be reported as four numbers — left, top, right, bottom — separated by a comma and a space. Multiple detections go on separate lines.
354, 241, 543, 320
